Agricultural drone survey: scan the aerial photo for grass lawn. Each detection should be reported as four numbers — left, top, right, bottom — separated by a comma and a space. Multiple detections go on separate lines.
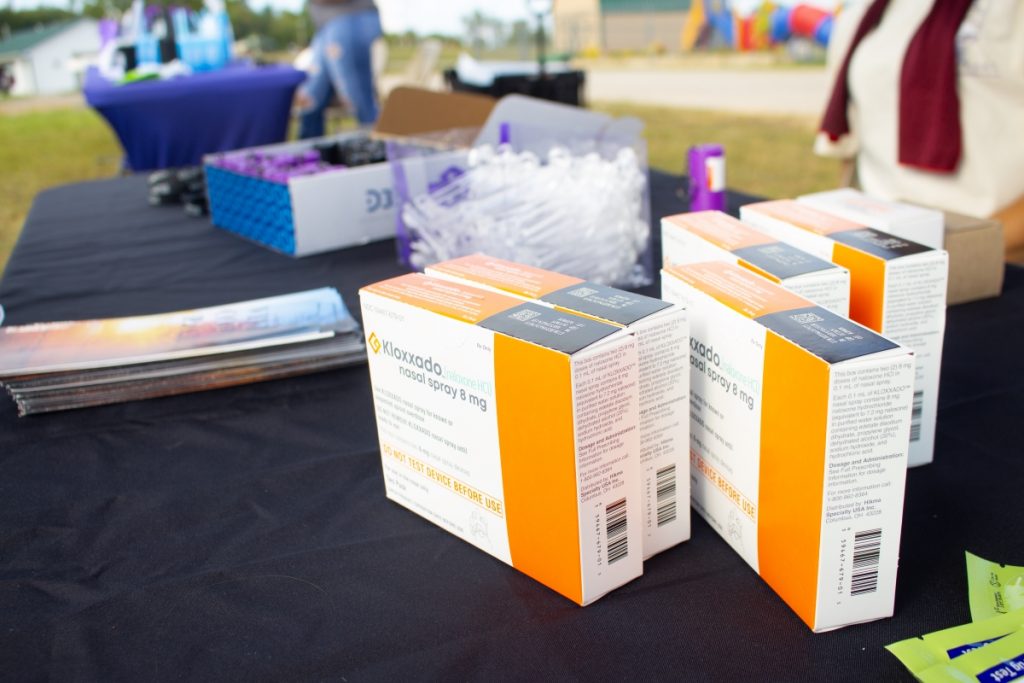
0, 106, 122, 276
0, 99, 838, 280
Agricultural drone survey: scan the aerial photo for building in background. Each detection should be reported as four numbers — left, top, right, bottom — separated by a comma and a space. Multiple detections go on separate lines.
553, 0, 693, 55
0, 19, 100, 96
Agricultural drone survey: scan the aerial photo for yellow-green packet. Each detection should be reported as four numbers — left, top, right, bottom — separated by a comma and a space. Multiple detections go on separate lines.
886, 610, 1024, 678
916, 628, 1024, 683
968, 552, 1024, 621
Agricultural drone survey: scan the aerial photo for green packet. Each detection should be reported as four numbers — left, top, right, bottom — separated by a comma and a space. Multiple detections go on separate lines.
916, 628, 1024, 683
887, 609, 1024, 678
968, 552, 1024, 621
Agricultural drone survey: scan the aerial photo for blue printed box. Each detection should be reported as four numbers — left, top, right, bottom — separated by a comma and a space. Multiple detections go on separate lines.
204, 132, 396, 257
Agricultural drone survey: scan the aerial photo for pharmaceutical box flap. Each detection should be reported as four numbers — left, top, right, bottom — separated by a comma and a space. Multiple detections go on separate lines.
431, 254, 671, 326
665, 211, 842, 279
361, 274, 622, 356
666, 261, 898, 364
745, 200, 935, 260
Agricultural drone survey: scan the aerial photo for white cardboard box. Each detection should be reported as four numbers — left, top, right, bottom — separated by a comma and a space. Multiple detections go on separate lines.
360, 273, 644, 605
740, 199, 948, 467
426, 253, 690, 559
797, 188, 945, 249
662, 210, 850, 316
662, 260, 915, 632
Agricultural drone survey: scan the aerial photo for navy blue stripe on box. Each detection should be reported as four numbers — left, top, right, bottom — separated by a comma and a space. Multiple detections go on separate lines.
829, 228, 932, 261
732, 242, 839, 280
541, 282, 671, 326
479, 302, 622, 355
755, 305, 898, 365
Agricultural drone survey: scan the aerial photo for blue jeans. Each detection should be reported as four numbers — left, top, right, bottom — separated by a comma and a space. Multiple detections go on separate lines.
298, 9, 382, 138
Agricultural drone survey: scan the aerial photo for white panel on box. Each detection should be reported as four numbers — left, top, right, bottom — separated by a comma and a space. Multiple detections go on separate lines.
290, 162, 396, 256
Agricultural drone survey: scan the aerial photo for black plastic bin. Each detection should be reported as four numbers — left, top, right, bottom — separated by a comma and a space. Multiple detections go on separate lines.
444, 69, 586, 107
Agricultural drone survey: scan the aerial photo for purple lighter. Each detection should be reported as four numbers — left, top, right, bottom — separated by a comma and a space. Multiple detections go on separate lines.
688, 144, 726, 211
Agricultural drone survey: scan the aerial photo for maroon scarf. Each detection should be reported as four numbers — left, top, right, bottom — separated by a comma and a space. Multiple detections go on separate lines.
820, 0, 975, 173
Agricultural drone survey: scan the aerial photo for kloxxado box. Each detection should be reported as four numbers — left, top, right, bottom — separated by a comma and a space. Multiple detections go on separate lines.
740, 199, 948, 467
360, 273, 643, 605
797, 188, 945, 249
662, 260, 916, 632
426, 253, 689, 559
661, 210, 851, 316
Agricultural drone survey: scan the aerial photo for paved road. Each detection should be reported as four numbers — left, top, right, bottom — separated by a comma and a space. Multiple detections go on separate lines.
585, 67, 830, 117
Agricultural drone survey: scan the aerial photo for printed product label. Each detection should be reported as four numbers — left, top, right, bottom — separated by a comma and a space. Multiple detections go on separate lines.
783, 273, 849, 318
364, 294, 512, 563
664, 275, 766, 570
572, 339, 642, 597
706, 156, 726, 192
815, 354, 914, 629
882, 253, 947, 465
541, 283, 671, 327
634, 309, 690, 554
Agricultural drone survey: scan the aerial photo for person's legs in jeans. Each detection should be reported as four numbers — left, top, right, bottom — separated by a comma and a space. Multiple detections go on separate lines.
319, 9, 382, 126
298, 32, 334, 139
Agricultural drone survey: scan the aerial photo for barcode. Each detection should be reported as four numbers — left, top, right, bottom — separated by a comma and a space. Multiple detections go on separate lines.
656, 464, 677, 527
850, 528, 881, 596
606, 497, 628, 564
909, 390, 924, 442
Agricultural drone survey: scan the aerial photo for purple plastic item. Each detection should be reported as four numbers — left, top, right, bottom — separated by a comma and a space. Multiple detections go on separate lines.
688, 144, 726, 212
209, 148, 344, 185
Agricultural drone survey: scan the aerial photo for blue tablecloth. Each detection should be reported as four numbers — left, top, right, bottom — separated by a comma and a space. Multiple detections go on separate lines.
84, 64, 305, 171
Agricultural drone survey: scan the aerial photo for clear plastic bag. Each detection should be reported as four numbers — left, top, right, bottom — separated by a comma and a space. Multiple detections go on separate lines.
388, 122, 653, 289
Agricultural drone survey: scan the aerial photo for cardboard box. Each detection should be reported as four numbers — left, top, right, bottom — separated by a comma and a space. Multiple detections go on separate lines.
425, 253, 689, 559
360, 273, 643, 605
204, 88, 496, 257
661, 211, 851, 316
942, 210, 1004, 305
661, 260, 915, 632
798, 188, 944, 249
740, 200, 947, 467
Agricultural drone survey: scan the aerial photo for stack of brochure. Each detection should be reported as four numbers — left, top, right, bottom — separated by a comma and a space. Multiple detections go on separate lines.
0, 288, 365, 416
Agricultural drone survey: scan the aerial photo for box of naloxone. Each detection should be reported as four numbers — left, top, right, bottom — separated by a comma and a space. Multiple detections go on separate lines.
740, 199, 947, 467
661, 210, 850, 316
360, 273, 643, 605
797, 188, 944, 249
662, 260, 915, 632
426, 253, 689, 559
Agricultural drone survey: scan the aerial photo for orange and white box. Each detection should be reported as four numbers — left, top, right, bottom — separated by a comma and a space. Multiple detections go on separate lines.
425, 254, 689, 559
797, 188, 944, 249
661, 261, 915, 632
661, 211, 850, 316
740, 199, 948, 467
360, 273, 643, 605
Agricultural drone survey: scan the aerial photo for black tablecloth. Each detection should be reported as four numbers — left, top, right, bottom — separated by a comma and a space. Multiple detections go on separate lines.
2, 172, 1022, 681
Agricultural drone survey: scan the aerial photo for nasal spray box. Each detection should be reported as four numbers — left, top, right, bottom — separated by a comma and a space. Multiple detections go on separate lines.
425, 253, 689, 559
740, 200, 948, 467
661, 211, 851, 316
798, 188, 945, 249
661, 261, 916, 632
360, 273, 643, 605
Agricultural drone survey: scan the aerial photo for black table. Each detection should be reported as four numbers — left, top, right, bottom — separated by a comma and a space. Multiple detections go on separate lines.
2, 172, 1022, 680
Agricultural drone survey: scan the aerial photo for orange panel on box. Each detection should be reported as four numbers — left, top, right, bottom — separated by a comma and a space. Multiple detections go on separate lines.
758, 330, 830, 630
664, 211, 775, 252
361, 273, 519, 324
832, 244, 887, 332
429, 254, 584, 300
748, 199, 864, 236
664, 261, 808, 318
494, 334, 583, 605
